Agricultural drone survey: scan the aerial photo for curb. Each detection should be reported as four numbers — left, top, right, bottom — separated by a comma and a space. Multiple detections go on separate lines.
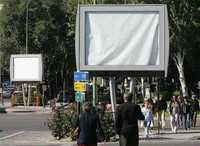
5, 106, 52, 114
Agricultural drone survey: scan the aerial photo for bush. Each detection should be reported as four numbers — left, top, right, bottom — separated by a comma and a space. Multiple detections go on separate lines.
48, 105, 78, 140
48, 104, 117, 141
96, 105, 117, 142
100, 112, 117, 142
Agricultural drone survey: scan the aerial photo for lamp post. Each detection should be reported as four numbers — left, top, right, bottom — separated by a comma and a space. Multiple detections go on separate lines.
26, 0, 31, 54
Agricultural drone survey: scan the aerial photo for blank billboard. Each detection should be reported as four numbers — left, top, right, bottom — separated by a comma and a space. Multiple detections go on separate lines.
10, 54, 43, 82
76, 5, 169, 76
85, 11, 159, 66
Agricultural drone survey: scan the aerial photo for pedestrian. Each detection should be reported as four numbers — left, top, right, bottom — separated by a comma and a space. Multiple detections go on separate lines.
178, 96, 187, 130
186, 97, 194, 129
116, 92, 145, 146
74, 102, 105, 146
191, 95, 199, 127
142, 99, 154, 138
183, 97, 191, 130
169, 96, 180, 133
155, 94, 167, 133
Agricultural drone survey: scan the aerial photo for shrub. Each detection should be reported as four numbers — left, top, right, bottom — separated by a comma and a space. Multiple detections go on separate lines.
48, 105, 78, 140
48, 103, 117, 141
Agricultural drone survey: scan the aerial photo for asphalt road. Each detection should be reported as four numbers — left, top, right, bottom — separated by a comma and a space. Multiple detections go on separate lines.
0, 113, 50, 131
0, 112, 51, 146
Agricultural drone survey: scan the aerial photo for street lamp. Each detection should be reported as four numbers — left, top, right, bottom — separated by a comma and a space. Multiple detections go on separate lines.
25, 0, 31, 54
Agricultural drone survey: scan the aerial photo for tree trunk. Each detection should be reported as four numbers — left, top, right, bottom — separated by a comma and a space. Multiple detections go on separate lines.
173, 52, 188, 97
177, 64, 188, 97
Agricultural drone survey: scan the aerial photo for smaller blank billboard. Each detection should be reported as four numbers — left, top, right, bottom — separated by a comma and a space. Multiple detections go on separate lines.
10, 54, 43, 82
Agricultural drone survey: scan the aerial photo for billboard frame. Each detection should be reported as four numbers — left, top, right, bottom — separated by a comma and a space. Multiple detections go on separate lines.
76, 4, 169, 76
10, 54, 43, 82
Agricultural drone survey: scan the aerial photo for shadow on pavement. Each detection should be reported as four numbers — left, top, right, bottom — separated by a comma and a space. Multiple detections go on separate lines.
140, 137, 171, 140
11, 110, 36, 113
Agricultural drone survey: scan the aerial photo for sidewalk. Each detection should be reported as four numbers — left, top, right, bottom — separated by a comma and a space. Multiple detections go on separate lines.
1, 128, 200, 146
2, 98, 52, 114
54, 128, 200, 146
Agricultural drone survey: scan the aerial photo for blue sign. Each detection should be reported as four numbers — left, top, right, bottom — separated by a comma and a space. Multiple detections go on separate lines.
74, 71, 88, 81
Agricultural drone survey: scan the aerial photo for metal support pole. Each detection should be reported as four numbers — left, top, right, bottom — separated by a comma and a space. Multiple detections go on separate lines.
0, 66, 3, 106
27, 84, 31, 106
109, 77, 116, 121
22, 84, 26, 107
92, 77, 96, 107
129, 77, 136, 103
141, 77, 145, 98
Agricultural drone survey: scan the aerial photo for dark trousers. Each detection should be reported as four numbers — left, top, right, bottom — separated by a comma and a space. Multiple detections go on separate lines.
193, 112, 198, 127
179, 114, 187, 130
120, 135, 138, 146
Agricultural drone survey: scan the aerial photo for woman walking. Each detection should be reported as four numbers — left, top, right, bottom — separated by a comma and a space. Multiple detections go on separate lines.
169, 96, 180, 133
75, 102, 104, 146
142, 99, 154, 138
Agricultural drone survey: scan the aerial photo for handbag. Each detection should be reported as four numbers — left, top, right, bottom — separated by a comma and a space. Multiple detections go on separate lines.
73, 127, 80, 139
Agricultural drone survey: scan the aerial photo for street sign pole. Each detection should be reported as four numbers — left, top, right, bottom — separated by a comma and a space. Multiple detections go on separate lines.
77, 102, 81, 115
74, 71, 89, 115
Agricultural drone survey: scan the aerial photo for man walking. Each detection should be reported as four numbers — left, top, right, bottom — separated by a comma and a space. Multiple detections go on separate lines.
155, 94, 167, 133
116, 93, 145, 146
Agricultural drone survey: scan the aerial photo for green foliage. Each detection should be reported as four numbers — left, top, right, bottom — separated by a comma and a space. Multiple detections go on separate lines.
0, 0, 77, 97
48, 105, 78, 140
95, 105, 117, 142
48, 104, 117, 141
100, 112, 116, 141
173, 90, 181, 97
160, 91, 172, 101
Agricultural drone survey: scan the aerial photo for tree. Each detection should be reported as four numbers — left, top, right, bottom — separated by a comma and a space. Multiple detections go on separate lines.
0, 0, 76, 99
162, 0, 200, 96
141, 0, 200, 97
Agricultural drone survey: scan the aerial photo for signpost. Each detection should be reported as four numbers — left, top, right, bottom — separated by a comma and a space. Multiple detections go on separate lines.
75, 92, 85, 103
74, 72, 88, 81
74, 82, 87, 92
74, 71, 89, 115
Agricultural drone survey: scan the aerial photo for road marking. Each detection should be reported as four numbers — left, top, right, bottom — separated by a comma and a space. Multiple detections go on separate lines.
0, 131, 25, 141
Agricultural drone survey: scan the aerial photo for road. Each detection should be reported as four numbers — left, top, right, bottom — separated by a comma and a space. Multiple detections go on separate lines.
0, 112, 53, 146
0, 113, 49, 131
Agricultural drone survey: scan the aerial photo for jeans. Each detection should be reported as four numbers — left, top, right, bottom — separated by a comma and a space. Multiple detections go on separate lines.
170, 114, 178, 133
144, 121, 151, 138
157, 110, 166, 129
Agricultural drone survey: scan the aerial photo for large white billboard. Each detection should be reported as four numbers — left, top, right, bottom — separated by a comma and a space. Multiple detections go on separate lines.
10, 54, 43, 82
76, 5, 169, 76
85, 12, 160, 66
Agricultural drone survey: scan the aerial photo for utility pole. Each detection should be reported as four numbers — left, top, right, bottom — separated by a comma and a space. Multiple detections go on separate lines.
26, 0, 30, 54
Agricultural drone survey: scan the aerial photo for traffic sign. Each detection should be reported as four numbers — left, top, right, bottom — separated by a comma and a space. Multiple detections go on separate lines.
74, 82, 86, 92
74, 71, 89, 81
75, 92, 85, 102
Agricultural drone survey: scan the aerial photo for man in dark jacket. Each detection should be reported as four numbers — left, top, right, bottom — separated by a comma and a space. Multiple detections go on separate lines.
191, 95, 199, 127
155, 95, 167, 133
116, 93, 145, 146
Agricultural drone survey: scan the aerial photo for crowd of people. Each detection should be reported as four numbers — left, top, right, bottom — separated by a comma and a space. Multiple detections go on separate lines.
74, 93, 199, 146
141, 94, 200, 138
